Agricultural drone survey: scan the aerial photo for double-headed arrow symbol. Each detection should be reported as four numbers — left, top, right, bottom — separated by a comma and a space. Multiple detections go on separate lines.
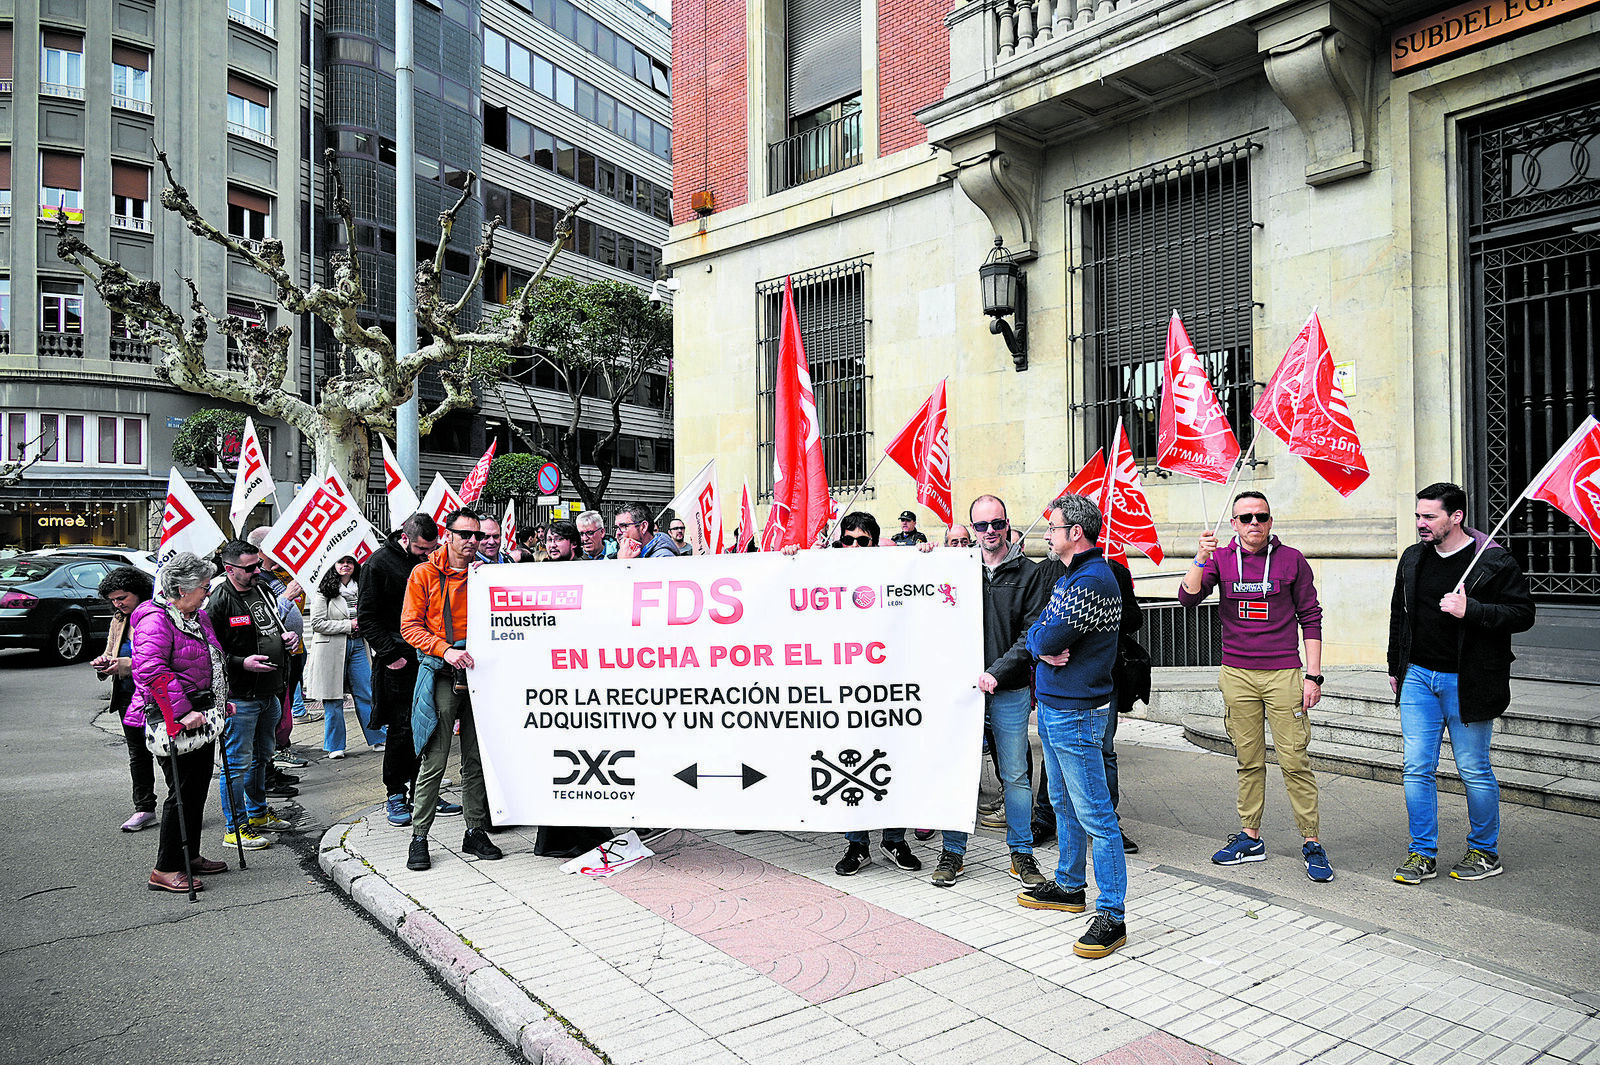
674, 763, 766, 790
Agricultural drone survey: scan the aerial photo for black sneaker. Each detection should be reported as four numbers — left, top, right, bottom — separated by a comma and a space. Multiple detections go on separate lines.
407, 836, 431, 871
930, 850, 964, 887
882, 840, 922, 871
1073, 912, 1128, 958
462, 828, 503, 860
264, 781, 300, 798
268, 770, 300, 785
1017, 881, 1086, 912
1122, 834, 1140, 855
1031, 821, 1057, 847
835, 843, 871, 876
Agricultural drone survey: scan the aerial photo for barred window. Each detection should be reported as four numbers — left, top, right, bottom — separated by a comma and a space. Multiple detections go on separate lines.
1066, 135, 1262, 472
756, 259, 871, 501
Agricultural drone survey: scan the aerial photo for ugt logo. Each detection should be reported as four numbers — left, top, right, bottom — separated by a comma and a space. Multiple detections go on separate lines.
553, 749, 636, 786
811, 748, 891, 806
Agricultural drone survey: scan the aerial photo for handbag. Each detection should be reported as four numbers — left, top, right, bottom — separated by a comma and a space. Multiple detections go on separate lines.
144, 683, 226, 757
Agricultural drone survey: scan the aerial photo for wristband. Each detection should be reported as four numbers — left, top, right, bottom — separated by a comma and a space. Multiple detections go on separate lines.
1191, 558, 1206, 567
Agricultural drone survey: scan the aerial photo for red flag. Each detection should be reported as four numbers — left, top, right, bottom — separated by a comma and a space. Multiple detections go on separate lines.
1098, 420, 1164, 564
1528, 416, 1600, 550
761, 277, 831, 551
1157, 311, 1240, 484
1043, 449, 1108, 519
1284, 313, 1369, 497
1252, 317, 1312, 448
458, 441, 497, 505
738, 480, 757, 553
883, 379, 953, 525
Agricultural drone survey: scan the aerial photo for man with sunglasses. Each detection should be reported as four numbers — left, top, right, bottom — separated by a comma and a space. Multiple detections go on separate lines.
667, 518, 689, 553
400, 509, 503, 871
928, 496, 1051, 894
891, 510, 928, 547
1178, 491, 1334, 883
614, 503, 680, 559
207, 539, 301, 851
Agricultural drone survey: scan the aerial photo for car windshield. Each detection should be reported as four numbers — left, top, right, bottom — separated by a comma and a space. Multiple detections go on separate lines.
0, 559, 61, 581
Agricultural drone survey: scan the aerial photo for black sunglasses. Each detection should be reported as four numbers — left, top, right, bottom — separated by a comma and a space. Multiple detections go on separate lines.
839, 534, 873, 546
971, 519, 1009, 532
1232, 513, 1272, 524
448, 528, 489, 540
227, 561, 263, 573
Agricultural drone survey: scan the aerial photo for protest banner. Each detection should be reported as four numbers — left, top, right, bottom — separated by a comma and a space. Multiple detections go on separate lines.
467, 549, 985, 832
158, 468, 226, 561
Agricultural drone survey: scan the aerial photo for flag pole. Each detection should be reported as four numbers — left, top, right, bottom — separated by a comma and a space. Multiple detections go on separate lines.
1453, 493, 1528, 590
825, 453, 889, 545
1198, 480, 1210, 529
1210, 437, 1260, 540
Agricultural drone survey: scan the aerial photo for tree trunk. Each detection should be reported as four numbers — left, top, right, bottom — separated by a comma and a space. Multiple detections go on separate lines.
305, 412, 371, 495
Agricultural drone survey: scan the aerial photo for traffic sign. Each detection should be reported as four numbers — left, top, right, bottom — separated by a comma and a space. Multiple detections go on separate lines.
537, 462, 561, 495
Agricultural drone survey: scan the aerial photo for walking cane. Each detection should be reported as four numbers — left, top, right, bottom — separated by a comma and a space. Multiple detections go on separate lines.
163, 743, 200, 904
216, 724, 248, 870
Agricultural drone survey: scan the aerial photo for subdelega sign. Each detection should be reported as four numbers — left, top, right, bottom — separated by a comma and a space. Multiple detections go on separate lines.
467, 548, 986, 833
1391, 0, 1600, 72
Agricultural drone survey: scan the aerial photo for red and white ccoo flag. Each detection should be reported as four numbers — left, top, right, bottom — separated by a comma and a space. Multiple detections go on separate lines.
419, 473, 465, 527
1527, 416, 1600, 551
761, 277, 831, 550
1157, 312, 1240, 484
381, 436, 421, 531
501, 499, 518, 554
259, 466, 378, 585
159, 468, 227, 562
665, 459, 723, 556
458, 441, 497, 505
883, 379, 953, 525
228, 416, 278, 534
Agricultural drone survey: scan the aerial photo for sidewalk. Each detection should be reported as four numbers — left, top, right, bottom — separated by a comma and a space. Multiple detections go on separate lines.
319, 721, 1600, 1065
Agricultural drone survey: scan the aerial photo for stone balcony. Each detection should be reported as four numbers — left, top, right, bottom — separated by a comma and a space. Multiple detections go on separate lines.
917, 0, 1429, 254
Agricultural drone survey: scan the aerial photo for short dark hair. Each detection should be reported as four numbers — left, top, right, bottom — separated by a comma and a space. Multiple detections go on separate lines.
1417, 481, 1467, 517
548, 519, 580, 545
97, 565, 154, 601
1232, 491, 1269, 512
442, 508, 479, 531
841, 511, 880, 542
219, 539, 259, 565
401, 512, 439, 542
1049, 494, 1102, 544
615, 503, 652, 533
517, 525, 542, 546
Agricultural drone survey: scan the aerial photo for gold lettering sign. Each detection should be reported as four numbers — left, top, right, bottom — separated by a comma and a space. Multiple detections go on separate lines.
1391, 0, 1600, 72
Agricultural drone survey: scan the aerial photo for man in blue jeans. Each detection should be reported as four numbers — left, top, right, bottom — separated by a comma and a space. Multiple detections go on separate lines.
207, 539, 298, 850
929, 494, 1051, 891
1388, 482, 1534, 885
1022, 493, 1127, 960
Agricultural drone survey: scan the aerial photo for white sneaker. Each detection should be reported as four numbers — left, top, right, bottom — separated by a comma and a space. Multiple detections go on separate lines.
328, 750, 346, 760
371, 743, 386, 752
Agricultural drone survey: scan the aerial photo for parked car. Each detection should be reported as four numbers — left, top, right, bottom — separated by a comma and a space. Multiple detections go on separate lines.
29, 545, 161, 576
0, 554, 121, 663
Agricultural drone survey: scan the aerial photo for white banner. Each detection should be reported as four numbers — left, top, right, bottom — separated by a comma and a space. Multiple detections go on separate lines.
419, 472, 464, 526
228, 416, 277, 533
663, 459, 722, 556
467, 549, 985, 832
259, 466, 379, 585
381, 435, 421, 531
158, 467, 226, 562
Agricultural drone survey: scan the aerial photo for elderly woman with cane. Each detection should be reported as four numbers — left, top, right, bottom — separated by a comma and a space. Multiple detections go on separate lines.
129, 552, 230, 896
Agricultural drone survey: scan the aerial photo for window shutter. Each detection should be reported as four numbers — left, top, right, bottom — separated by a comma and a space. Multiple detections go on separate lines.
112, 44, 149, 70
41, 30, 82, 51
786, 0, 860, 118
228, 186, 272, 214
0, 148, 10, 192
0, 27, 13, 80
41, 151, 82, 189
113, 163, 149, 198
227, 74, 270, 105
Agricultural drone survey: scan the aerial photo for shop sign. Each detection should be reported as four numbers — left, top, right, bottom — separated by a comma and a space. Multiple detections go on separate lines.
37, 515, 90, 528
1392, 0, 1600, 72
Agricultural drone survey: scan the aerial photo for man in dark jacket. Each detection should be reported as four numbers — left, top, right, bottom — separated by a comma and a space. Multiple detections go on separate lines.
930, 495, 1050, 892
206, 539, 298, 851
1388, 482, 1535, 885
359, 512, 444, 827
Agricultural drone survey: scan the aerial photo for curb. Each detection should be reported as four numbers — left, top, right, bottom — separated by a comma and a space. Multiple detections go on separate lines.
318, 820, 603, 1065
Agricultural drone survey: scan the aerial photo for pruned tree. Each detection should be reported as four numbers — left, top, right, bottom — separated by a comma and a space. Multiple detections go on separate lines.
489, 277, 671, 512
55, 145, 584, 490
0, 432, 49, 488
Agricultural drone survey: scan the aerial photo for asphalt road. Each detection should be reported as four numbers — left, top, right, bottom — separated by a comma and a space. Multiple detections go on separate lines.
0, 649, 519, 1065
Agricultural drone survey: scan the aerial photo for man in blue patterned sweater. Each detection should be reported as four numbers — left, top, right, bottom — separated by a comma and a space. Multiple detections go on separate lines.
1022, 493, 1129, 959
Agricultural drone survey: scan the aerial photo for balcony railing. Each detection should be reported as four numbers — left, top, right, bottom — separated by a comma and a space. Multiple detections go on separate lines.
111, 214, 152, 233
226, 344, 249, 372
1140, 600, 1222, 667
767, 111, 863, 195
0, 332, 10, 355
109, 336, 154, 362
40, 81, 86, 101
38, 332, 85, 357
227, 122, 276, 148
0, 79, 12, 93
227, 8, 276, 37
0, 203, 10, 218
112, 94, 153, 114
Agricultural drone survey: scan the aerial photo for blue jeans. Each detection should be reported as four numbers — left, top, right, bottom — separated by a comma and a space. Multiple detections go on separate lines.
1400, 666, 1499, 857
845, 829, 905, 845
324, 640, 382, 751
1037, 701, 1126, 922
218, 695, 279, 830
944, 687, 1033, 856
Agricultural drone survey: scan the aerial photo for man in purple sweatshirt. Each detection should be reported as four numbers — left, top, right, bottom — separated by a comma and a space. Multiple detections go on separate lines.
1177, 491, 1335, 883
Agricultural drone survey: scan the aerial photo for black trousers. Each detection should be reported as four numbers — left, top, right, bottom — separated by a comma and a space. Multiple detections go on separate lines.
375, 658, 420, 800
122, 721, 157, 813
155, 743, 215, 871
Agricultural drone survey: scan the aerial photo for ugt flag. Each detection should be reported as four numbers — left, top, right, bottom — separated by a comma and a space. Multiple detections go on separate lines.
1255, 310, 1369, 497
1157, 311, 1239, 484
458, 441, 497, 505
1099, 419, 1164, 565
883, 379, 953, 525
665, 459, 723, 556
260, 466, 379, 585
381, 435, 421, 531
737, 480, 757, 554
1042, 448, 1128, 565
228, 416, 278, 534
1527, 416, 1600, 550
761, 276, 830, 550
419, 473, 465, 527
159, 468, 226, 562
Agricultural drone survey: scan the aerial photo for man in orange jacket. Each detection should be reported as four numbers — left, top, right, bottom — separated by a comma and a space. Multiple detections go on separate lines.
400, 508, 502, 871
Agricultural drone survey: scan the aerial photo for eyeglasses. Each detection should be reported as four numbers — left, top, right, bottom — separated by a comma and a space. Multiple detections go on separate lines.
227, 561, 263, 573
1045, 523, 1081, 535
448, 528, 488, 540
970, 519, 1009, 532
839, 534, 873, 547
1232, 513, 1272, 524
615, 520, 641, 531
669, 526, 686, 534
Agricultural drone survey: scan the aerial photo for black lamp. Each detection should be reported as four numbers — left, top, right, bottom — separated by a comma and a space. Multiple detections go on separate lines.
979, 236, 1027, 371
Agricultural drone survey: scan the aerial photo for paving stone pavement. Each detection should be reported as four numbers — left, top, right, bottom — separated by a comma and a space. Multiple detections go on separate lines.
319, 722, 1600, 1065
